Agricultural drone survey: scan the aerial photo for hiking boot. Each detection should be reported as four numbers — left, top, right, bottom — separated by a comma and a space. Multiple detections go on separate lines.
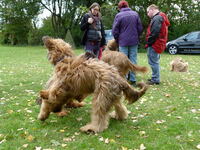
146, 80, 160, 85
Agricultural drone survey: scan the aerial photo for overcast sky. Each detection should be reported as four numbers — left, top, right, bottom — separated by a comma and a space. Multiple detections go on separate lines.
37, 9, 51, 27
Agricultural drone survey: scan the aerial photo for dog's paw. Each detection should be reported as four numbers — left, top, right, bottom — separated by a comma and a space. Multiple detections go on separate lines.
80, 124, 98, 133
109, 111, 118, 119
56, 110, 68, 117
109, 111, 128, 120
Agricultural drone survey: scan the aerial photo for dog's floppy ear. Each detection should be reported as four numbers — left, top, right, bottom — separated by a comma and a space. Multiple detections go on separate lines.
40, 90, 49, 99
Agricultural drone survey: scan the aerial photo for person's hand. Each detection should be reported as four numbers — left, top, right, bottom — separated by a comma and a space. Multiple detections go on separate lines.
88, 18, 94, 24
145, 44, 148, 49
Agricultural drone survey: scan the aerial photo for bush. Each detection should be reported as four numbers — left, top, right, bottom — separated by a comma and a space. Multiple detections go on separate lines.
28, 29, 43, 45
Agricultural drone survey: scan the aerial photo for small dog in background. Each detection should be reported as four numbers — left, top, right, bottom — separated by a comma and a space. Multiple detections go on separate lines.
170, 57, 188, 72
104, 39, 119, 51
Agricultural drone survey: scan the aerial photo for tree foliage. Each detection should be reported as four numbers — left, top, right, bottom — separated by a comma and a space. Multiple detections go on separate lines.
0, 0, 199, 46
37, 0, 107, 39
0, 0, 40, 45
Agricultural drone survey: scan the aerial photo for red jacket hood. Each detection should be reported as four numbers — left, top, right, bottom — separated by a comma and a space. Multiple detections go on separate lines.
159, 12, 170, 27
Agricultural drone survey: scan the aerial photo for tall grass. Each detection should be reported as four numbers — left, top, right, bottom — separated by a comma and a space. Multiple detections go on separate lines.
0, 45, 200, 150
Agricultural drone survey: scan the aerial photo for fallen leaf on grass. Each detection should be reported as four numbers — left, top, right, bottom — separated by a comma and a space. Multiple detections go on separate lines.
50, 120, 57, 123
156, 128, 160, 131
167, 114, 171, 117
76, 117, 82, 121
156, 120, 166, 124
140, 144, 146, 150
115, 135, 121, 138
61, 144, 67, 147
176, 116, 182, 119
99, 137, 104, 142
26, 110, 32, 113
121, 146, 128, 150
191, 109, 197, 113
26, 135, 34, 142
7, 110, 13, 114
164, 93, 171, 97
35, 146, 42, 150
22, 144, 28, 148
139, 131, 146, 136
109, 139, 116, 143
74, 132, 80, 135
104, 138, 109, 144
59, 130, 65, 133
51, 140, 60, 146
188, 131, 193, 137
0, 139, 6, 144
63, 138, 73, 142
197, 144, 200, 149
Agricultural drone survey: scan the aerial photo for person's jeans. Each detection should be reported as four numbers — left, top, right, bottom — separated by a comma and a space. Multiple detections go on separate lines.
147, 46, 160, 83
119, 45, 138, 82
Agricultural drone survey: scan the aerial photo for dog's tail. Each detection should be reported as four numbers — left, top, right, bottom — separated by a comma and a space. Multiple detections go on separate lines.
127, 60, 148, 74
121, 81, 148, 104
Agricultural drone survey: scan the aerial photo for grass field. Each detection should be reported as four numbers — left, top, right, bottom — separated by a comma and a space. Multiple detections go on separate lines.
0, 45, 200, 150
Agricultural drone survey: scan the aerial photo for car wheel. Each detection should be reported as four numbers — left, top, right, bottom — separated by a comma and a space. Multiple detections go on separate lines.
168, 45, 178, 55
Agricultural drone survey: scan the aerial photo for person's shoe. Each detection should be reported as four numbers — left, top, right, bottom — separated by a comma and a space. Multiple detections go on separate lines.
147, 79, 152, 82
146, 80, 160, 85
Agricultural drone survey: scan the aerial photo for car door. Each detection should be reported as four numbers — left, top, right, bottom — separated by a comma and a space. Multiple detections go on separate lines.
178, 32, 199, 52
105, 30, 114, 44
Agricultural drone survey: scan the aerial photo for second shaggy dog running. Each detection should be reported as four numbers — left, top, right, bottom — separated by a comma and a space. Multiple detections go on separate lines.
102, 39, 148, 77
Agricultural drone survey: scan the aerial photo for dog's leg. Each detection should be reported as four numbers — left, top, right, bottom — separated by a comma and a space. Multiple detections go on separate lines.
65, 100, 85, 108
38, 101, 51, 121
80, 94, 111, 133
110, 98, 128, 120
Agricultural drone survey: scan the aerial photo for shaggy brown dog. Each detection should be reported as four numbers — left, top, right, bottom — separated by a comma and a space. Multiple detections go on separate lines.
105, 39, 119, 51
40, 36, 85, 108
170, 57, 188, 72
42, 36, 75, 65
102, 39, 148, 77
38, 55, 148, 133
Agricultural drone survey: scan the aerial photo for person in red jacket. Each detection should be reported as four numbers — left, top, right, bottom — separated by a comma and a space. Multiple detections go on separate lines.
145, 4, 170, 85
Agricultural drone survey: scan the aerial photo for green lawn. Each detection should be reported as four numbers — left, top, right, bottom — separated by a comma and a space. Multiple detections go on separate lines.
0, 45, 200, 150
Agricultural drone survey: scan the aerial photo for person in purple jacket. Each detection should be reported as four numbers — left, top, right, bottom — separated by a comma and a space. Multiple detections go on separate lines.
112, 0, 143, 85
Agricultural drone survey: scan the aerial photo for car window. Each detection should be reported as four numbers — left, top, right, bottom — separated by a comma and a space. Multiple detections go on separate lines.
177, 34, 188, 40
186, 32, 199, 40
197, 33, 200, 39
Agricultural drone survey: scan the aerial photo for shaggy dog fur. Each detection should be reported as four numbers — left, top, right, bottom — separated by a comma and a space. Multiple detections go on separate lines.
170, 57, 188, 72
38, 54, 148, 133
101, 39, 148, 77
38, 36, 85, 108
42, 36, 75, 65
42, 37, 148, 78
